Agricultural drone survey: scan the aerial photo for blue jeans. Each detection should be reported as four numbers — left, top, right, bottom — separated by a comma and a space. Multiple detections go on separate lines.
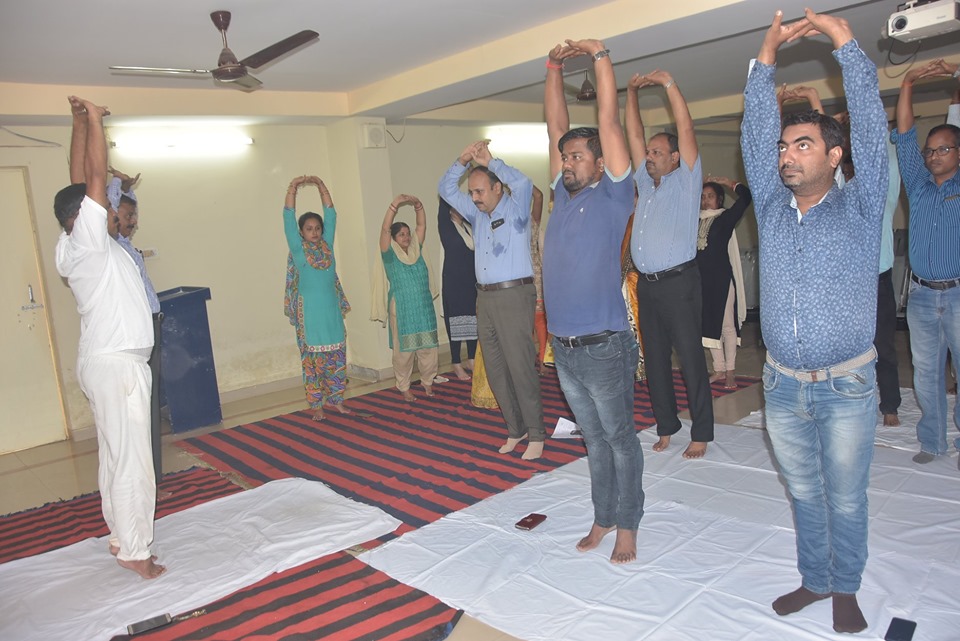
762, 358, 877, 594
553, 330, 645, 530
907, 282, 960, 455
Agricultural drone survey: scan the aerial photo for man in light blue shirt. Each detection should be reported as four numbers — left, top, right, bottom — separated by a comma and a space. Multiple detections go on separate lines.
626, 67, 713, 459
110, 169, 165, 487
891, 58, 960, 467
439, 143, 544, 459
741, 10, 887, 633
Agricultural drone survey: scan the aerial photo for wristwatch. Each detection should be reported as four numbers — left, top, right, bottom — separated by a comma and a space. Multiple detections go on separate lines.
593, 49, 610, 62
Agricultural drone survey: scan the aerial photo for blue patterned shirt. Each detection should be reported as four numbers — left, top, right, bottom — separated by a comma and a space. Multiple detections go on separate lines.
438, 158, 533, 285
741, 40, 888, 370
890, 126, 960, 281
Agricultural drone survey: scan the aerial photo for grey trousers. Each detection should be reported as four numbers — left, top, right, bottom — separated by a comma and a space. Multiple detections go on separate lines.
477, 284, 544, 441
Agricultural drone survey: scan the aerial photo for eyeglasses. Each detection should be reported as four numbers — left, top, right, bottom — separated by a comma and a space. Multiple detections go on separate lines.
921, 145, 958, 158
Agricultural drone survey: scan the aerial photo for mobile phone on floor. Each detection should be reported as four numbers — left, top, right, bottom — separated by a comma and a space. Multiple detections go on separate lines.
127, 613, 172, 635
515, 513, 547, 530
884, 617, 916, 641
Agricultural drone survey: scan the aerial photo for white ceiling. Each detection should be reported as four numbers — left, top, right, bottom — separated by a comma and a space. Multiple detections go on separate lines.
1, 0, 957, 124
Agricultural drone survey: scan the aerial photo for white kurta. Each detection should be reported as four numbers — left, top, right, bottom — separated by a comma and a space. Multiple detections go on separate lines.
56, 196, 156, 561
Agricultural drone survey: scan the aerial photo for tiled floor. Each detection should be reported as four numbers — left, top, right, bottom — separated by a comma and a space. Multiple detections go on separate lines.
0, 322, 920, 641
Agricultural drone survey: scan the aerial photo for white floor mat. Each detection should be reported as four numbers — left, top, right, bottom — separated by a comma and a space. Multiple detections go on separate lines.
0, 477, 400, 641
737, 387, 958, 454
361, 424, 960, 641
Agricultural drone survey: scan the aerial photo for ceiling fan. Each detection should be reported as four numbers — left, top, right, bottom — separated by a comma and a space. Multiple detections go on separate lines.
564, 71, 628, 103
109, 11, 318, 92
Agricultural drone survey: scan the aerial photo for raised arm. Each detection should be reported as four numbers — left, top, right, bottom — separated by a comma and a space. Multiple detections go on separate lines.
438, 142, 483, 224
778, 84, 824, 114
380, 194, 423, 252
531, 186, 544, 224
68, 97, 109, 209
474, 141, 534, 217
308, 176, 335, 209
544, 44, 579, 179
644, 70, 698, 169
741, 12, 813, 220
411, 195, 426, 245
565, 39, 630, 176
898, 59, 956, 133
68, 98, 88, 185
285, 175, 309, 209
625, 73, 647, 170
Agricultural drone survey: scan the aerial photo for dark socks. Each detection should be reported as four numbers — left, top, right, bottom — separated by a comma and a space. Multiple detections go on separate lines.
832, 593, 867, 633
772, 586, 830, 616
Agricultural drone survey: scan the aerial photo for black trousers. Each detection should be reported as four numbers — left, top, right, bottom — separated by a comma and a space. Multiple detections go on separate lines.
149, 312, 163, 484
875, 269, 901, 415
636, 264, 715, 442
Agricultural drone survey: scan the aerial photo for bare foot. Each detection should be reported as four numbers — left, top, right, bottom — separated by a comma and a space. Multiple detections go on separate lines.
465, 359, 475, 371
452, 364, 471, 380
576, 523, 615, 552
110, 545, 158, 562
310, 408, 325, 422
709, 370, 726, 384
157, 489, 174, 501
724, 371, 737, 389
499, 437, 525, 454
118, 557, 166, 579
423, 385, 435, 397
882, 413, 900, 427
522, 440, 544, 460
401, 389, 417, 402
653, 435, 671, 452
683, 442, 708, 459
327, 402, 351, 415
610, 528, 638, 564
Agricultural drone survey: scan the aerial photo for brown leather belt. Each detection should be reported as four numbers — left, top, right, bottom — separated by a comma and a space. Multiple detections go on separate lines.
476, 277, 534, 292
912, 274, 960, 291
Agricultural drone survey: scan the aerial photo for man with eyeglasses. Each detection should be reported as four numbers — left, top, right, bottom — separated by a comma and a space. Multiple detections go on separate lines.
891, 58, 960, 469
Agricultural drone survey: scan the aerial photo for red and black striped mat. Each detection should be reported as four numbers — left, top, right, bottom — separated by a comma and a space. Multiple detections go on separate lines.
181, 370, 754, 529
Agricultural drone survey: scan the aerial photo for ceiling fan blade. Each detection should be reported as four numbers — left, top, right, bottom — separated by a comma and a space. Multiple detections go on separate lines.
218, 73, 263, 92
110, 66, 211, 76
239, 30, 319, 69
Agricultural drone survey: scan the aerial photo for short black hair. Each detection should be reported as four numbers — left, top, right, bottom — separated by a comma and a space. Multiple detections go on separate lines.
119, 195, 137, 208
54, 183, 86, 228
390, 221, 410, 239
558, 127, 603, 159
468, 165, 503, 189
927, 123, 960, 148
781, 109, 846, 154
651, 132, 679, 154
298, 211, 324, 235
703, 182, 725, 208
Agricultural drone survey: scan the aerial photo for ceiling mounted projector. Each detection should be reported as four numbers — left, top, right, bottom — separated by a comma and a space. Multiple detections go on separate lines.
885, 0, 960, 42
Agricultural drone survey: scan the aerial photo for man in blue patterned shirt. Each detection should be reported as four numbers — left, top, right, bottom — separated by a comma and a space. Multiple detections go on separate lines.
741, 9, 887, 634
891, 59, 960, 469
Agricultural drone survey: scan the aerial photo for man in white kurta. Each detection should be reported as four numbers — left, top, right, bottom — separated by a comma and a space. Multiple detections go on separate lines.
54, 96, 164, 579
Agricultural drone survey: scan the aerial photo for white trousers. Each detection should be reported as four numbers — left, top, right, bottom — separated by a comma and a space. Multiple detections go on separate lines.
77, 351, 156, 561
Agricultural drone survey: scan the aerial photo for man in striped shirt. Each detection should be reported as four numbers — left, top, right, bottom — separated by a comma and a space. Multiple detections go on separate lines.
891, 59, 960, 468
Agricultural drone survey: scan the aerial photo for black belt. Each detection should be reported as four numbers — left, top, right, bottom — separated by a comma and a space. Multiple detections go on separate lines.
555, 330, 615, 348
639, 259, 697, 282
476, 277, 534, 292
912, 274, 960, 291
